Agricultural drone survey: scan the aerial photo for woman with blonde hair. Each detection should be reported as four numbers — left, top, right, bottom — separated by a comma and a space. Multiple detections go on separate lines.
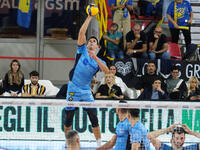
3, 59, 24, 96
95, 73, 124, 99
187, 76, 200, 100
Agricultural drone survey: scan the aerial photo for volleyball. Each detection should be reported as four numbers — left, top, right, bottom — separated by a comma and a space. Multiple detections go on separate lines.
86, 4, 99, 16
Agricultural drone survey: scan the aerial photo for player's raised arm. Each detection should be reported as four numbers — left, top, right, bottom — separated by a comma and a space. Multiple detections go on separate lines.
89, 52, 109, 74
77, 16, 93, 46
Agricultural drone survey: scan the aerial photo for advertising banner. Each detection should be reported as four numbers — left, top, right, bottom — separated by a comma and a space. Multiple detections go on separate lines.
115, 58, 200, 88
0, 98, 199, 142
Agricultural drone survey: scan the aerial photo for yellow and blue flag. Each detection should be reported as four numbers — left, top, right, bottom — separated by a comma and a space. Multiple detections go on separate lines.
17, 0, 32, 28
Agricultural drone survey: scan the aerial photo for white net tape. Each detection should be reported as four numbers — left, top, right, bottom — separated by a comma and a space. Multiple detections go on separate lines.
0, 98, 200, 109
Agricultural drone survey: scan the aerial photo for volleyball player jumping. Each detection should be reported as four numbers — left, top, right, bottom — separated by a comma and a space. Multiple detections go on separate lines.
64, 15, 109, 147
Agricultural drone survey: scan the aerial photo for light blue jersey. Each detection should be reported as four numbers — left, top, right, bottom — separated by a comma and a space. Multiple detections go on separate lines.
161, 143, 173, 150
115, 118, 131, 150
161, 143, 199, 150
66, 44, 105, 110
129, 121, 150, 150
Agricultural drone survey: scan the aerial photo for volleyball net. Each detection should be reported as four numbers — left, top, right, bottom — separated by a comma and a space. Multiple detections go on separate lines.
0, 98, 199, 150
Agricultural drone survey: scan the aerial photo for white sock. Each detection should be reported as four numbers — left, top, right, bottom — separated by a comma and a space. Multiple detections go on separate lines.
96, 139, 101, 147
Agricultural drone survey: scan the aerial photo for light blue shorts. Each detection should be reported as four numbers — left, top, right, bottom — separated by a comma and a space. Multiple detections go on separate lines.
65, 82, 94, 110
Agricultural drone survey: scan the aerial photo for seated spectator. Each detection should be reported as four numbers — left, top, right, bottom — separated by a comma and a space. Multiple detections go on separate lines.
148, 26, 170, 60
56, 84, 68, 98
3, 59, 24, 96
166, 66, 187, 99
22, 71, 46, 97
103, 23, 124, 63
95, 73, 124, 99
126, 23, 148, 59
187, 76, 200, 100
24, 79, 59, 96
138, 77, 169, 100
135, 61, 166, 93
93, 65, 135, 99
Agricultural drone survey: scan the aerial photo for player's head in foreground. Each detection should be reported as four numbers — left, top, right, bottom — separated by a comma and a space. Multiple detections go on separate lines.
128, 108, 140, 118
116, 100, 128, 119
171, 126, 187, 149
65, 130, 80, 150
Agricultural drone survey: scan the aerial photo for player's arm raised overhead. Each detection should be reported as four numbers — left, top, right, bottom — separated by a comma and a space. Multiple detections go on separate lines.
88, 51, 110, 74
147, 124, 176, 150
181, 124, 200, 138
77, 16, 93, 46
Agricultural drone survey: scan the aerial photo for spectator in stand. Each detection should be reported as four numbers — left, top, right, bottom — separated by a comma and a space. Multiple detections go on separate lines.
138, 77, 169, 100
126, 24, 148, 58
21, 71, 46, 97
148, 26, 170, 60
148, 124, 200, 150
3, 59, 24, 96
186, 76, 200, 100
166, 66, 187, 99
97, 100, 131, 150
135, 61, 166, 93
110, 0, 133, 46
95, 73, 124, 99
93, 65, 135, 99
65, 130, 80, 150
103, 23, 124, 63
128, 108, 150, 150
167, 0, 193, 48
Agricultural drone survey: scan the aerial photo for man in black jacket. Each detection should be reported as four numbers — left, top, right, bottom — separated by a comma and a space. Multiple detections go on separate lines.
138, 77, 168, 100
136, 61, 166, 93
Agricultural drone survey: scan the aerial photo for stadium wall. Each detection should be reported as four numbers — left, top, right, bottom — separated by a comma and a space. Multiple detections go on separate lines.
0, 40, 77, 82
